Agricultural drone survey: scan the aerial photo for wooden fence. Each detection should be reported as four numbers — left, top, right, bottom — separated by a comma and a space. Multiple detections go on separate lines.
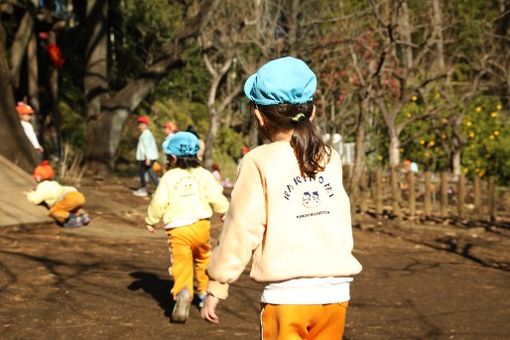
345, 167, 507, 223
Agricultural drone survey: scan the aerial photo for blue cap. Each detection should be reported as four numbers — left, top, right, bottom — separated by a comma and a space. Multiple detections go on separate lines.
244, 56, 317, 105
164, 132, 200, 157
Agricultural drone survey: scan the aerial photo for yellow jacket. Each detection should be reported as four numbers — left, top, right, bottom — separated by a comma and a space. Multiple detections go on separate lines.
145, 167, 229, 228
27, 180, 78, 207
207, 141, 362, 299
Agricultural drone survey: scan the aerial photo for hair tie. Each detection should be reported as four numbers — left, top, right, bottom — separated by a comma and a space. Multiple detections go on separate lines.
291, 113, 305, 122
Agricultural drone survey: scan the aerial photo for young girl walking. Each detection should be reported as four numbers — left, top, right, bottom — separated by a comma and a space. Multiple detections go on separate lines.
201, 57, 362, 339
145, 131, 229, 323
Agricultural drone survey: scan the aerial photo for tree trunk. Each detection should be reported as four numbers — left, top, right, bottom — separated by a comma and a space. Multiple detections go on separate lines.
0, 22, 38, 173
397, 1, 413, 69
27, 33, 39, 112
10, 12, 34, 88
204, 106, 220, 169
84, 0, 217, 171
84, 0, 110, 171
48, 31, 61, 159
389, 133, 400, 166
286, 0, 300, 55
348, 95, 367, 210
431, 0, 445, 71
202, 55, 240, 169
451, 148, 461, 178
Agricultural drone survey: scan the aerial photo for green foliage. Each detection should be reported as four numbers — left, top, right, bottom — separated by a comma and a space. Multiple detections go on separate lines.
59, 101, 85, 151
398, 93, 510, 184
399, 90, 451, 172
110, 0, 184, 88
153, 43, 210, 104
450, 0, 499, 58
462, 97, 510, 184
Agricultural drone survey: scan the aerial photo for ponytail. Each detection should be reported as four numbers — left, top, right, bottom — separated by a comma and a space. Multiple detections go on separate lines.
256, 103, 331, 178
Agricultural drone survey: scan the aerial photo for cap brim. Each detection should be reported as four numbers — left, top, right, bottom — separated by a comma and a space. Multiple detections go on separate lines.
244, 73, 257, 101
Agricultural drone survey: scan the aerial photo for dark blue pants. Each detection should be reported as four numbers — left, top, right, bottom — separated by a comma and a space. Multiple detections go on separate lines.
139, 160, 159, 188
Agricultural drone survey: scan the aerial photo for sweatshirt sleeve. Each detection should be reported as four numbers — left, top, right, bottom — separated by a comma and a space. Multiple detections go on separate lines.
27, 188, 45, 205
21, 121, 41, 149
206, 155, 266, 299
145, 177, 170, 226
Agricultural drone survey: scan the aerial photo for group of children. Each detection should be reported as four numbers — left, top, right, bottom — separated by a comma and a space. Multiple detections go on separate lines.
16, 101, 90, 228
144, 56, 362, 339
19, 56, 361, 338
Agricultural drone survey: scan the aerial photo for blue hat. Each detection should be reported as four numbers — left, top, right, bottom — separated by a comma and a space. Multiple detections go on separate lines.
164, 132, 200, 157
244, 56, 317, 105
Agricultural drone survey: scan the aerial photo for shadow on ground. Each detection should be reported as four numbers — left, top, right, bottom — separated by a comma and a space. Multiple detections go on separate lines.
128, 271, 175, 318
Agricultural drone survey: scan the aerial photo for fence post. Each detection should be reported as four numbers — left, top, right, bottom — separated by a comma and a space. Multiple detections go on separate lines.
375, 168, 383, 216
424, 172, 432, 217
440, 172, 448, 217
488, 177, 496, 222
473, 175, 481, 219
408, 171, 416, 218
391, 167, 402, 219
457, 173, 466, 219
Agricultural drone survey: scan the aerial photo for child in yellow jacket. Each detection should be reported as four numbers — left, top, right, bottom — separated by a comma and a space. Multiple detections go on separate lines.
27, 164, 90, 228
201, 57, 362, 339
145, 131, 229, 323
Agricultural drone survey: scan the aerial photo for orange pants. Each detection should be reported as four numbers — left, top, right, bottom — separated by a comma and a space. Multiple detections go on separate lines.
261, 302, 349, 340
166, 220, 211, 300
49, 191, 86, 223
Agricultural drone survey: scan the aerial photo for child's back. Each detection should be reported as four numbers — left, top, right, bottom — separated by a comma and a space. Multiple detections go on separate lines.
209, 142, 359, 285
145, 131, 228, 324
202, 57, 361, 339
147, 166, 228, 229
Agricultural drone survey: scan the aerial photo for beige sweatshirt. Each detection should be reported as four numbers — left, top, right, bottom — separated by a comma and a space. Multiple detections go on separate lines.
207, 141, 362, 299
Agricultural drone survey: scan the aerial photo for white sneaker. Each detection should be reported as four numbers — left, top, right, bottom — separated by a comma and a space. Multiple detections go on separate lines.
172, 289, 191, 323
132, 188, 148, 197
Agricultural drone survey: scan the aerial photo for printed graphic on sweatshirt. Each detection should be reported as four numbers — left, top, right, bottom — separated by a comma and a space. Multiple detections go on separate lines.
174, 175, 199, 197
302, 191, 320, 208
283, 175, 335, 219
283, 175, 334, 201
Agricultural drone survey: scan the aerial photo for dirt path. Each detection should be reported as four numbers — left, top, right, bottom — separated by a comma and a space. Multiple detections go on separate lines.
1, 181, 509, 339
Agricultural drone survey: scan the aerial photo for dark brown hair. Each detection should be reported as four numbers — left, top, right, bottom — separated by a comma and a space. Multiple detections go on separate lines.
166, 155, 201, 169
254, 102, 331, 178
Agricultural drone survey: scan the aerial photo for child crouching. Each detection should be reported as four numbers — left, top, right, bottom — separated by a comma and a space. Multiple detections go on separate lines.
145, 132, 229, 323
27, 162, 90, 228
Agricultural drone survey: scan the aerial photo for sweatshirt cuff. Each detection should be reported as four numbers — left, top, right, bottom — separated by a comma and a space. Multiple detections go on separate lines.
144, 217, 157, 226
207, 280, 229, 300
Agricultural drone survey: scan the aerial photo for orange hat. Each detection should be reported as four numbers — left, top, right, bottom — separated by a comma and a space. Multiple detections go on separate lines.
33, 161, 55, 181
16, 102, 34, 115
163, 121, 178, 132
241, 146, 250, 155
137, 115, 150, 125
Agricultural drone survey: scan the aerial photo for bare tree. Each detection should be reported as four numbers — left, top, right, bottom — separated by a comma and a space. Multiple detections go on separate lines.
370, 0, 447, 166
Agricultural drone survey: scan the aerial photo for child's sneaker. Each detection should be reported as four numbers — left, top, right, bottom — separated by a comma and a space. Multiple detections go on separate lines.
197, 292, 207, 308
132, 188, 148, 197
63, 214, 83, 228
171, 289, 191, 323
79, 214, 91, 225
